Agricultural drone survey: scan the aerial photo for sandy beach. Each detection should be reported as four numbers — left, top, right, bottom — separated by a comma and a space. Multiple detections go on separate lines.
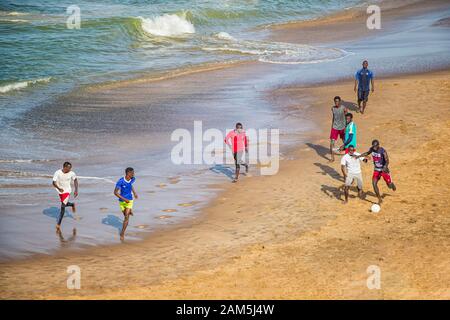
2, 70, 449, 299
1, 0, 450, 299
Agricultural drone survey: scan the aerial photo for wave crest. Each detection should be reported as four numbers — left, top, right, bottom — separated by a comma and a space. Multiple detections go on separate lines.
204, 33, 350, 65
138, 13, 195, 37
0, 77, 52, 94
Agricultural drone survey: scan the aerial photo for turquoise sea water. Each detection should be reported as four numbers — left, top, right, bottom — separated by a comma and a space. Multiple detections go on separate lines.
0, 0, 364, 98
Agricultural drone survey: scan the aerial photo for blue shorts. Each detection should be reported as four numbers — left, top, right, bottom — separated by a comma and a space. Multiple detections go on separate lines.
358, 89, 369, 102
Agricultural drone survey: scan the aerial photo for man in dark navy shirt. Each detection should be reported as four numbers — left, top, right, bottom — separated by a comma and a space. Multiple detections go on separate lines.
354, 60, 374, 114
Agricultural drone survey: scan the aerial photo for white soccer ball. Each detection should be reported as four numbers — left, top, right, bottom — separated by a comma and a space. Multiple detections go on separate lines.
371, 204, 381, 213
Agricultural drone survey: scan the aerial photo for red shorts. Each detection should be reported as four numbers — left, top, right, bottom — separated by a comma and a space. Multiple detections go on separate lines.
330, 128, 345, 141
372, 171, 392, 184
59, 193, 70, 204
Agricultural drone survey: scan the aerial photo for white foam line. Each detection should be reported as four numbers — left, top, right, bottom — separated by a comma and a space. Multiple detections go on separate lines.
0, 77, 51, 94
77, 176, 115, 184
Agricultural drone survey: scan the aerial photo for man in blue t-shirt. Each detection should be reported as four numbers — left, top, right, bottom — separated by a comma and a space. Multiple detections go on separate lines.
354, 60, 374, 114
114, 167, 138, 240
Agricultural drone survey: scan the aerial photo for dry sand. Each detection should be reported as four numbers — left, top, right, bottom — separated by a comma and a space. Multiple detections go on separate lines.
1, 70, 449, 300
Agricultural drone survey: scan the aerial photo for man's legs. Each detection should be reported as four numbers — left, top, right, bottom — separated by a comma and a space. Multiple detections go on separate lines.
120, 208, 131, 240
372, 173, 382, 204
381, 171, 397, 191
357, 90, 362, 111
330, 139, 336, 162
233, 152, 245, 182
57, 195, 74, 230
356, 173, 364, 199
360, 91, 369, 114
343, 175, 353, 204
343, 186, 349, 203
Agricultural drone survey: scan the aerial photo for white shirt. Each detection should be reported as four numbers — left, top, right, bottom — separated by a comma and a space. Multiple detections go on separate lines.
53, 169, 77, 194
341, 152, 363, 175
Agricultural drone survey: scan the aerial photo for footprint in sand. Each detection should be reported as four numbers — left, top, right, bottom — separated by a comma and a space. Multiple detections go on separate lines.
134, 224, 149, 229
99, 207, 108, 212
178, 201, 201, 207
147, 191, 156, 194
156, 183, 167, 188
168, 176, 181, 184
157, 215, 173, 219
162, 208, 177, 213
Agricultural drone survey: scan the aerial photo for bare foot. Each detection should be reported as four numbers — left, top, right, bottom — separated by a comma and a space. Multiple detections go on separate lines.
120, 233, 125, 241
72, 203, 76, 213
378, 197, 383, 205
56, 224, 61, 232
232, 179, 238, 183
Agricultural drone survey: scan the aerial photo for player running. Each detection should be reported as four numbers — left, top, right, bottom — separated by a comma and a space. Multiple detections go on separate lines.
354, 60, 374, 114
52, 162, 78, 231
114, 167, 138, 241
225, 122, 249, 183
341, 145, 367, 203
357, 140, 396, 205
330, 96, 348, 162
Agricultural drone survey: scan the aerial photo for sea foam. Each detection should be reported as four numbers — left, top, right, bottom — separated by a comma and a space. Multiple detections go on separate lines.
139, 13, 195, 37
0, 77, 51, 94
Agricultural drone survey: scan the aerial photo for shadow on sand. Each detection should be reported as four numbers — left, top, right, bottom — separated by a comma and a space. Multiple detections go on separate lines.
209, 164, 234, 180
43, 206, 75, 222
341, 99, 359, 112
101, 214, 123, 233
306, 143, 332, 161
314, 162, 343, 182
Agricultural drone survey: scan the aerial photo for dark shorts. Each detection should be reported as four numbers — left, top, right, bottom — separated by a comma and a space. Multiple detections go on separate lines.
233, 152, 246, 169
358, 89, 369, 102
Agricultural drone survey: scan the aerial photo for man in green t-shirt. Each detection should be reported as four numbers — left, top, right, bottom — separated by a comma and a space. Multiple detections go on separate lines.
340, 113, 357, 153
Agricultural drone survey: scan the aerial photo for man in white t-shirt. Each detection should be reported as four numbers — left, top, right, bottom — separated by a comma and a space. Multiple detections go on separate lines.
52, 162, 78, 231
340, 145, 367, 203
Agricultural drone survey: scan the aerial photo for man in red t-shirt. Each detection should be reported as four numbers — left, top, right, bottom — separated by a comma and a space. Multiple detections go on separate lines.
225, 122, 249, 183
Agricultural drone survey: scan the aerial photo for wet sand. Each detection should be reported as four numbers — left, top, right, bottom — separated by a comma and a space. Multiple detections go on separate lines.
1, 0, 450, 298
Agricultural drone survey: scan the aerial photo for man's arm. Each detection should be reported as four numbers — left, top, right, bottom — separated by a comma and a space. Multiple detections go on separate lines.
132, 185, 138, 199
73, 178, 78, 198
383, 150, 390, 172
341, 165, 347, 179
354, 71, 358, 92
114, 187, 129, 203
371, 77, 375, 92
355, 149, 371, 158
245, 135, 249, 153
224, 131, 232, 149
340, 133, 353, 150
52, 181, 64, 193
330, 107, 335, 129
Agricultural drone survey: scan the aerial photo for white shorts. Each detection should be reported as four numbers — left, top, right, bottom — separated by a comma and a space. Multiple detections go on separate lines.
345, 172, 363, 189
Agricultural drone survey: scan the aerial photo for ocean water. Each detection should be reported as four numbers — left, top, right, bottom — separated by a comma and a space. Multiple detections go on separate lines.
0, 1, 364, 99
